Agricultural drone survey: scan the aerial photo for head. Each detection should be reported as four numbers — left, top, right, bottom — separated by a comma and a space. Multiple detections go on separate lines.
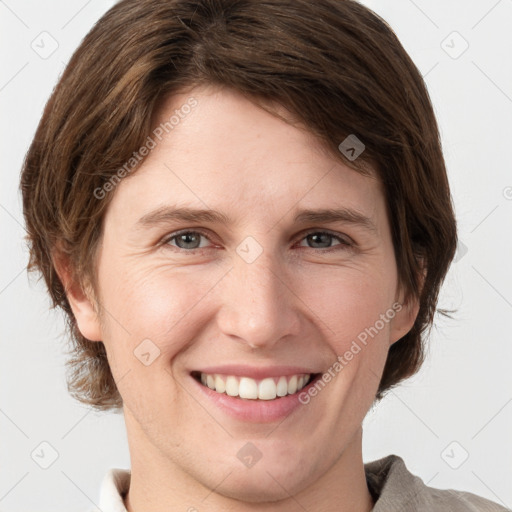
20, 0, 457, 501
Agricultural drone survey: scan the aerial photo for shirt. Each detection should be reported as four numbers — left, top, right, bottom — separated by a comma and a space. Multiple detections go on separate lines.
96, 454, 511, 511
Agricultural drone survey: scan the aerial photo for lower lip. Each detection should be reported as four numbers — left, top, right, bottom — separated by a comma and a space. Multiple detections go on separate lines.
190, 374, 321, 423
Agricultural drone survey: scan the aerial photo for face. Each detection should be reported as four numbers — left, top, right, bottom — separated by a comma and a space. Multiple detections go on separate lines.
67, 85, 418, 502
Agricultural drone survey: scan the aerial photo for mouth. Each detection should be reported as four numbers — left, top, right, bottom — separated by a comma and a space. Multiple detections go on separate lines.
191, 371, 322, 401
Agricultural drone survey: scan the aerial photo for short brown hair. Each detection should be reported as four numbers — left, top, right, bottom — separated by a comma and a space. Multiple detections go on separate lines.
20, 0, 457, 411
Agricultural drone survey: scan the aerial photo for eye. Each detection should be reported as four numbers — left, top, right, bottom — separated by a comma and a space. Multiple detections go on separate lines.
163, 230, 213, 251
161, 229, 353, 253
296, 230, 353, 252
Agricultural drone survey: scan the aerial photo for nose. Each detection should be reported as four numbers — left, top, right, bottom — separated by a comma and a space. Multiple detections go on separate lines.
216, 251, 301, 350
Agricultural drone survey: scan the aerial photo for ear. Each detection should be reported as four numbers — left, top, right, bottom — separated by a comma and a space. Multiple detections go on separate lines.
389, 260, 426, 346
388, 294, 420, 346
53, 248, 103, 342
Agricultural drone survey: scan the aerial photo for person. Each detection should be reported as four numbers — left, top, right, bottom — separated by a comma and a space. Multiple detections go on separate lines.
19, 0, 509, 511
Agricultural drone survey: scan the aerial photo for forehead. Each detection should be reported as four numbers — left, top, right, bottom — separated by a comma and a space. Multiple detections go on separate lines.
106, 85, 385, 231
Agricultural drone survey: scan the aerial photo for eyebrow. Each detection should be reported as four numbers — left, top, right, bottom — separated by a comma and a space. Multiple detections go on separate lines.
136, 206, 232, 228
293, 208, 377, 234
135, 206, 378, 234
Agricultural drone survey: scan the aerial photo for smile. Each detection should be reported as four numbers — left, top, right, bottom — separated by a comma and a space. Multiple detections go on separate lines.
193, 372, 315, 400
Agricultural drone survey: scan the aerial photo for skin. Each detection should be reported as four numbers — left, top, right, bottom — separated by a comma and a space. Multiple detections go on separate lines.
57, 85, 420, 512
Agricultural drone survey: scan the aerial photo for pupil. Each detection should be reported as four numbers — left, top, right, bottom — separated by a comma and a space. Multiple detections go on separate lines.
309, 233, 330, 248
178, 233, 199, 249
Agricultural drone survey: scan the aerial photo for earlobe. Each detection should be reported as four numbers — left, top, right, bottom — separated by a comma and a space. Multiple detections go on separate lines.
52, 249, 103, 342
389, 261, 425, 346
389, 297, 420, 346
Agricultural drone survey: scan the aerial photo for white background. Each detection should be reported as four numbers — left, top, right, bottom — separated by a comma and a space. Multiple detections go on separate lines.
1, 1, 511, 511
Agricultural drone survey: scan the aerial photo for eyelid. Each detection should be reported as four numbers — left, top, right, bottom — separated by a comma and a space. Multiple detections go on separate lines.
161, 228, 216, 247
295, 228, 354, 246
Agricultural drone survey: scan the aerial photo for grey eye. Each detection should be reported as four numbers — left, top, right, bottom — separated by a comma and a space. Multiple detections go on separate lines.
167, 231, 209, 250
305, 232, 335, 248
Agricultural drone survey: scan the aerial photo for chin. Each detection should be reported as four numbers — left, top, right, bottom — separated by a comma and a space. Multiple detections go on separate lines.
207, 451, 313, 503
215, 472, 304, 504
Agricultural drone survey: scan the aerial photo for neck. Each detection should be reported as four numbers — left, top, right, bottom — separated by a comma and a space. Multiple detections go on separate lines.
123, 411, 374, 512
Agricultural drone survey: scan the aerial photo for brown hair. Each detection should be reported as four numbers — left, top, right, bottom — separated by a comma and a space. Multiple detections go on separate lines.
20, 0, 457, 411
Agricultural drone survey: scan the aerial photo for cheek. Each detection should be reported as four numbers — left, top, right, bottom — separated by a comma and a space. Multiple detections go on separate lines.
297, 263, 396, 345
97, 260, 226, 357
97, 247, 397, 366
95, 263, 216, 411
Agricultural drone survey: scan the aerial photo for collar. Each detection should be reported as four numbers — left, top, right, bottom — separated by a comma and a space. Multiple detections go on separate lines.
98, 454, 505, 512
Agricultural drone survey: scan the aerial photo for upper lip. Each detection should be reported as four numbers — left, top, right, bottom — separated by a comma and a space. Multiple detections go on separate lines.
192, 365, 320, 380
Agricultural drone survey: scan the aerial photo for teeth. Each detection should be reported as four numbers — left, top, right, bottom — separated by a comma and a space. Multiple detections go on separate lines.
214, 375, 226, 393
197, 373, 312, 400
239, 377, 258, 399
225, 376, 239, 397
258, 378, 277, 400
276, 376, 288, 397
288, 375, 298, 394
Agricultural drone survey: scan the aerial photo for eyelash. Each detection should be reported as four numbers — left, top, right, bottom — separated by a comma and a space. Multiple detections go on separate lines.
161, 229, 354, 254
